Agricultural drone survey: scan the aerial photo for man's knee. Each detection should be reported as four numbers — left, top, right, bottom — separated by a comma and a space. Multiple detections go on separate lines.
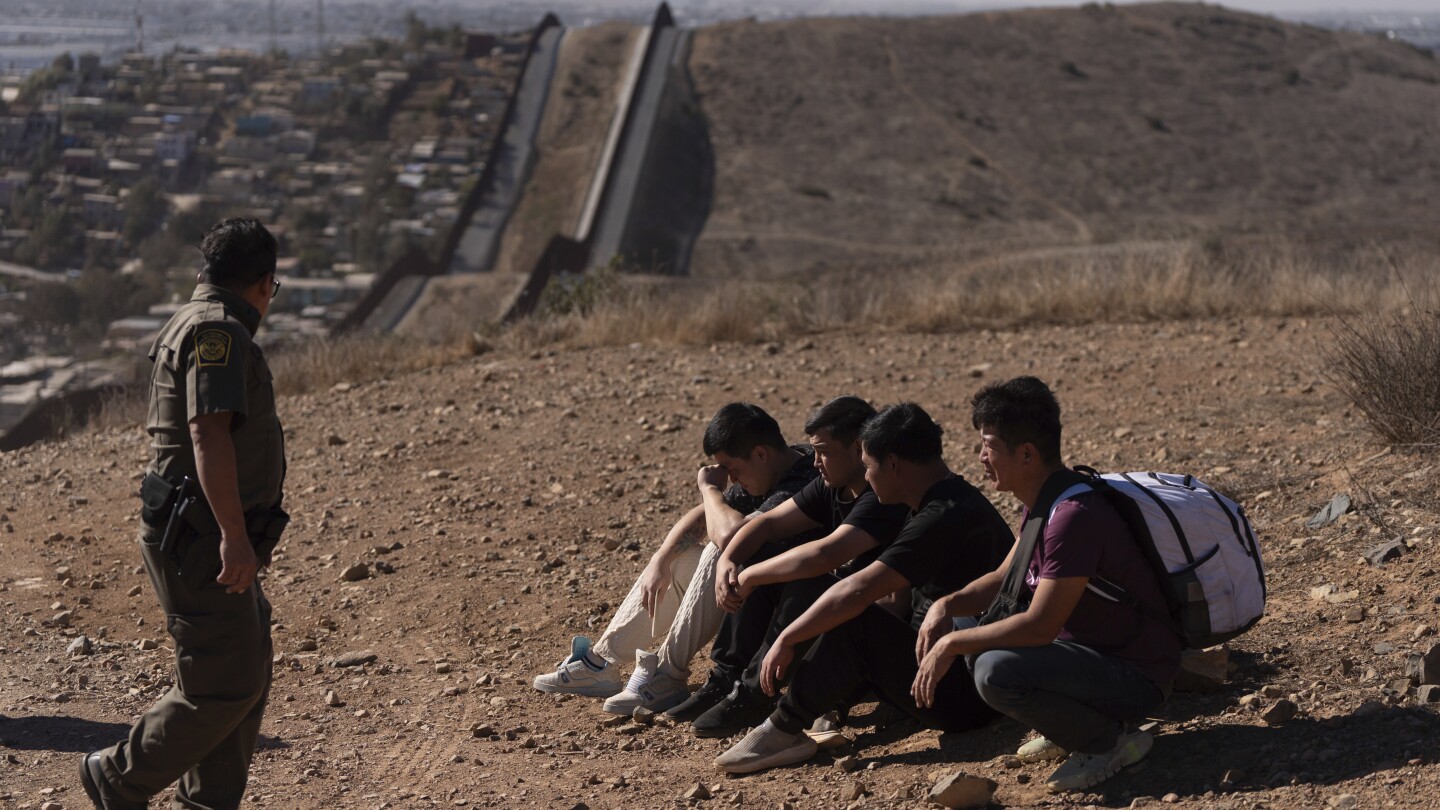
971, 648, 1031, 710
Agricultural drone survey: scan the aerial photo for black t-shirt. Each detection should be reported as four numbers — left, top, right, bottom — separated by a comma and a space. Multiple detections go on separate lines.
876, 474, 1013, 605
792, 476, 910, 573
722, 447, 819, 517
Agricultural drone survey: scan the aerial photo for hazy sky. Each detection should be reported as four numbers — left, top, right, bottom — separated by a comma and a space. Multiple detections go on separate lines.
645, 0, 1440, 13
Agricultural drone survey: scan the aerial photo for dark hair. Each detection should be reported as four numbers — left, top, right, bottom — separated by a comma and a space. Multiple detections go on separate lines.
859, 402, 944, 464
198, 218, 277, 289
703, 402, 786, 458
969, 376, 1063, 464
804, 395, 875, 445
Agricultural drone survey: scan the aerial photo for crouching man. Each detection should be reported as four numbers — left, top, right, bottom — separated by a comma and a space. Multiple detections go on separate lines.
912, 377, 1181, 793
714, 403, 1012, 774
533, 403, 816, 714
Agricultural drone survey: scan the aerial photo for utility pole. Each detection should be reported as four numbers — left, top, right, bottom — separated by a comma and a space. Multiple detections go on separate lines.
134, 0, 144, 53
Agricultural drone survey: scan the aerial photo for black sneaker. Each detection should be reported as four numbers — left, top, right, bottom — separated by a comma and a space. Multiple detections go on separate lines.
79, 752, 147, 810
692, 686, 776, 738
663, 673, 735, 723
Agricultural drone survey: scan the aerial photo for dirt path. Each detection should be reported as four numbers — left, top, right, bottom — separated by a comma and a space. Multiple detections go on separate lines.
3, 317, 1439, 809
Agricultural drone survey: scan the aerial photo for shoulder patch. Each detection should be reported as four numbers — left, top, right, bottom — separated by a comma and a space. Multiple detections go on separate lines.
196, 329, 233, 368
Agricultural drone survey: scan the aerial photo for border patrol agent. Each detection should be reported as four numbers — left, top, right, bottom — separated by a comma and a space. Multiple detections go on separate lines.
82, 218, 289, 810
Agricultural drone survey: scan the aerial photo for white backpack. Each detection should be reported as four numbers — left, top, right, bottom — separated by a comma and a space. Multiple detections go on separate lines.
1071, 468, 1267, 649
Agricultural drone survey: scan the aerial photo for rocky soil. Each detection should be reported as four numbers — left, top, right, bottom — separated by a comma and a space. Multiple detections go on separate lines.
3, 316, 1439, 809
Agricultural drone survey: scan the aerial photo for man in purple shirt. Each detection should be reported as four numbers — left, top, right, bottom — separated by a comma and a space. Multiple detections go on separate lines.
912, 376, 1181, 793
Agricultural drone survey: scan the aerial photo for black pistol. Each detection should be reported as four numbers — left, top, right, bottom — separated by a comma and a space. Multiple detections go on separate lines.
160, 476, 195, 557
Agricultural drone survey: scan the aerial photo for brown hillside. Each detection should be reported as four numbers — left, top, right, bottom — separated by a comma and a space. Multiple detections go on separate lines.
687, 2, 1440, 279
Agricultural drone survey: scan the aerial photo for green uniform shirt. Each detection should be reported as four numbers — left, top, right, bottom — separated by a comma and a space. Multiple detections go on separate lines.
145, 283, 284, 514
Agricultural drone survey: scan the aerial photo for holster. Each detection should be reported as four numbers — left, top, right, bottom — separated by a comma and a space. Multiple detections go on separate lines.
140, 471, 289, 568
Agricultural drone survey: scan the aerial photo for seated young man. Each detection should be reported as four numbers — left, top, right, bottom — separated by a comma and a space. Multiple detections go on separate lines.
533, 402, 817, 715
910, 376, 1181, 792
660, 395, 910, 738
714, 402, 1013, 774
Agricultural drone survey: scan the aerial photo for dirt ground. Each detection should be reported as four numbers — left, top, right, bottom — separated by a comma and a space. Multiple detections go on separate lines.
3, 315, 1439, 809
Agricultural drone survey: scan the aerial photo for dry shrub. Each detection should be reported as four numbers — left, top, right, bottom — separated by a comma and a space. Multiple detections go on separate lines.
1324, 275, 1440, 449
89, 385, 148, 433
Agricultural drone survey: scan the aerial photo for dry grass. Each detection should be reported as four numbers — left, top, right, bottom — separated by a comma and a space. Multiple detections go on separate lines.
505, 238, 1433, 349
82, 237, 1435, 435
266, 333, 481, 397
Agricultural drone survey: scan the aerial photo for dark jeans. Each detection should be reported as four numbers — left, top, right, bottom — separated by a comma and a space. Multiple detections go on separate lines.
709, 544, 837, 698
771, 603, 997, 735
96, 526, 274, 810
971, 642, 1164, 754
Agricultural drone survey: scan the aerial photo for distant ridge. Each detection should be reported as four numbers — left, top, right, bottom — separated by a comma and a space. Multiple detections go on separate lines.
685, 2, 1440, 278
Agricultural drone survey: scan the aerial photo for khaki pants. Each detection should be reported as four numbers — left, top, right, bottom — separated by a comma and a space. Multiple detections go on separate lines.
595, 541, 724, 681
97, 526, 273, 810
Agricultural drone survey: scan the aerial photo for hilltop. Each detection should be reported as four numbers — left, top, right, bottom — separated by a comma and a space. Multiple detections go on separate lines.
686, 2, 1440, 278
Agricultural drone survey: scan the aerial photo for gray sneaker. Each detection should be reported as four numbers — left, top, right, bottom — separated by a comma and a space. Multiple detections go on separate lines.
1016, 735, 1068, 762
532, 636, 622, 698
601, 650, 689, 715
1044, 728, 1153, 793
714, 718, 818, 774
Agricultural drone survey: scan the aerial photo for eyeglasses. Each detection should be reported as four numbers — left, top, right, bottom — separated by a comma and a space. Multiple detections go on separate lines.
270, 277, 282, 297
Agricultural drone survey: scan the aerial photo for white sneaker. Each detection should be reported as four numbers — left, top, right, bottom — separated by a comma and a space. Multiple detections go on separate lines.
714, 718, 818, 774
532, 636, 621, 698
1045, 728, 1153, 793
601, 650, 689, 715
1016, 735, 1068, 762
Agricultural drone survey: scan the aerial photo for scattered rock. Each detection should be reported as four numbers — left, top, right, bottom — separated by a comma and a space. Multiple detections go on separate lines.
926, 772, 997, 808
471, 723, 495, 738
1405, 644, 1440, 685
127, 584, 143, 597
1309, 584, 1358, 604
327, 650, 377, 668
67, 635, 93, 656
1343, 606, 1366, 623
1261, 699, 1298, 725
51, 610, 73, 627
841, 780, 867, 801
435, 662, 452, 674
631, 707, 655, 726
1328, 794, 1359, 810
1174, 645, 1229, 692
1306, 494, 1352, 529
1417, 685, 1440, 703
684, 782, 712, 800
835, 755, 861, 773
326, 434, 347, 446
1363, 538, 1405, 567
137, 638, 158, 651
324, 690, 344, 707
340, 563, 371, 582
296, 639, 319, 652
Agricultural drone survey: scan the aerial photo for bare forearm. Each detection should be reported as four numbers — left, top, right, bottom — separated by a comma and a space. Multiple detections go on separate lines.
941, 611, 1056, 657
654, 504, 706, 562
938, 570, 1004, 619
191, 427, 246, 538
743, 547, 836, 588
700, 485, 745, 549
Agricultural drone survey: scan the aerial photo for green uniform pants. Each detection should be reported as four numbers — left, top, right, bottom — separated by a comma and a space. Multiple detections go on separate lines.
96, 526, 273, 810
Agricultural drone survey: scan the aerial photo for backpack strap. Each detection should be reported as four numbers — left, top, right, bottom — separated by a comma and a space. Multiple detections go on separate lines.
1075, 472, 1187, 642
979, 468, 1090, 626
